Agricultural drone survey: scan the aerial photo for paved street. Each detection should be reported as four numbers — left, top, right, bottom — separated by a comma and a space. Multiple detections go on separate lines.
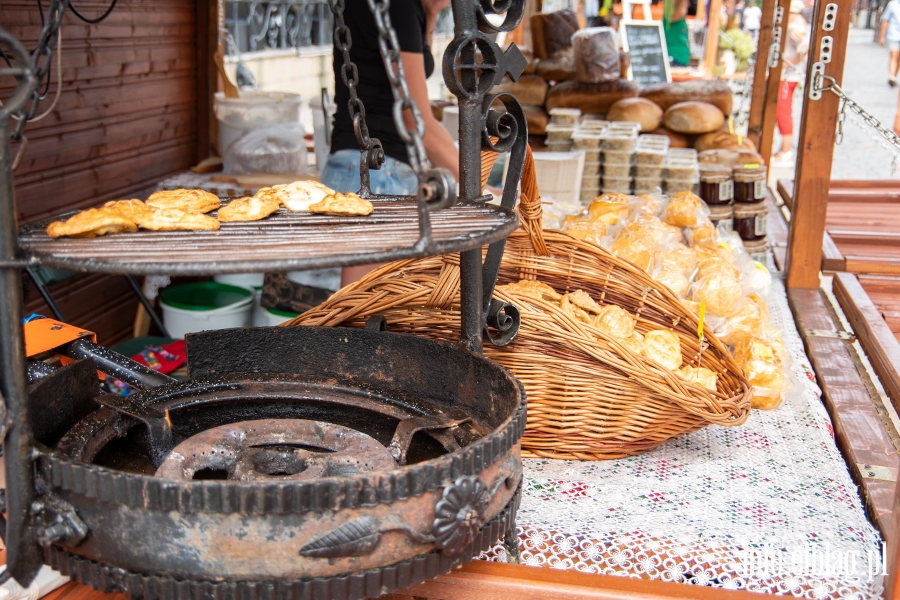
769, 25, 900, 181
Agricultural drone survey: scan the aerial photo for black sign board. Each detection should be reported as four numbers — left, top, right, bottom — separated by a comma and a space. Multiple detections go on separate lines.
621, 22, 672, 86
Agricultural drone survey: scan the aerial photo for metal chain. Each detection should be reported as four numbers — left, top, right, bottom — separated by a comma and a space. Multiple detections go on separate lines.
366, 0, 429, 174
9, 0, 67, 141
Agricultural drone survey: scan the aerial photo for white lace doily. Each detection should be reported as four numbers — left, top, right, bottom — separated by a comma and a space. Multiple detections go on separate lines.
482, 265, 885, 599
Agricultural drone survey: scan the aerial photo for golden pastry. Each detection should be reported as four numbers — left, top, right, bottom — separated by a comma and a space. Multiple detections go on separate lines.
630, 194, 662, 218
146, 189, 221, 214
593, 305, 635, 339
131, 207, 220, 231
676, 366, 718, 391
611, 221, 657, 271
47, 208, 138, 238
563, 218, 607, 244
733, 336, 782, 366
620, 331, 645, 354
559, 294, 594, 325
587, 200, 628, 225
744, 358, 787, 410
656, 244, 695, 276
690, 220, 717, 247
263, 180, 335, 212
663, 190, 703, 227
309, 192, 374, 217
692, 271, 742, 317
655, 264, 690, 297
563, 290, 603, 314
642, 330, 683, 370
597, 192, 630, 204
217, 195, 281, 222
717, 298, 766, 346
498, 280, 561, 302
103, 199, 151, 222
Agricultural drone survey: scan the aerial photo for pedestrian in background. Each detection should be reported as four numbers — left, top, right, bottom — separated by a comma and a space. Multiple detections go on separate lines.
743, 0, 762, 43
880, 0, 900, 86
773, 0, 810, 164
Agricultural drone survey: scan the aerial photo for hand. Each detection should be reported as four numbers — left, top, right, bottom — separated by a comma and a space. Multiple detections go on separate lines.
421, 0, 451, 18
881, 37, 887, 46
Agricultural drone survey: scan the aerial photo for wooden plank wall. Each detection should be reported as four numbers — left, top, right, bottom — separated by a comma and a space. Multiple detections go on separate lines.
3, 0, 204, 346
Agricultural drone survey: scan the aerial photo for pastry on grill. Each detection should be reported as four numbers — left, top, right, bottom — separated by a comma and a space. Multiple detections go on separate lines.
47, 208, 138, 238
146, 189, 221, 214
103, 199, 152, 222
260, 180, 334, 212
132, 207, 220, 231
309, 192, 374, 217
217, 195, 281, 223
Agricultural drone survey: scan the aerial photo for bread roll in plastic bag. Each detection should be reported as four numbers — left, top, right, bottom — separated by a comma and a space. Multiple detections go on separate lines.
573, 27, 621, 83
224, 123, 308, 175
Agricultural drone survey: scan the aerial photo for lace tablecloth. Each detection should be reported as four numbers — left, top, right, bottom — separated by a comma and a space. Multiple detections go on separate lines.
483, 267, 885, 599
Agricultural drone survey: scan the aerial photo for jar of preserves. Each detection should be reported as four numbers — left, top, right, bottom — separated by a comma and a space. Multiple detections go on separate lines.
732, 165, 767, 203
698, 165, 733, 205
708, 203, 734, 231
733, 201, 767, 241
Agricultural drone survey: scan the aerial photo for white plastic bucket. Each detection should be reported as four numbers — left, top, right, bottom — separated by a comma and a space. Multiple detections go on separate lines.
213, 273, 265, 288
160, 283, 254, 339
214, 91, 302, 154
309, 95, 337, 171
258, 307, 300, 327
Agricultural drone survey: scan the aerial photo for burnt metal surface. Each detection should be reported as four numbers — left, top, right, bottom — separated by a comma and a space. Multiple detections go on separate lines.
17, 199, 518, 275
27, 359, 99, 449
66, 339, 175, 390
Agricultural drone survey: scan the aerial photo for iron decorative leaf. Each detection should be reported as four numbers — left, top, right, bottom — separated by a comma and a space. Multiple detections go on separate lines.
299, 516, 382, 558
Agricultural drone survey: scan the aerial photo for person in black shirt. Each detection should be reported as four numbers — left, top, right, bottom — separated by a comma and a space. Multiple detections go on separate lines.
322, 0, 458, 197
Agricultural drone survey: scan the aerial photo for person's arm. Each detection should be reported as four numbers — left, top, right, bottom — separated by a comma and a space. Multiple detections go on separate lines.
421, 0, 449, 50
881, 13, 889, 45
671, 0, 690, 22
399, 51, 460, 179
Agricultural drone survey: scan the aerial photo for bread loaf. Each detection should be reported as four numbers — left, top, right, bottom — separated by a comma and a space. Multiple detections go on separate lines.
494, 74, 549, 106
649, 127, 690, 148
619, 50, 630, 78
545, 79, 641, 115
573, 27, 620, 83
530, 10, 579, 59
640, 80, 733, 114
535, 49, 576, 81
663, 101, 725, 134
607, 98, 663, 132
694, 131, 758, 152
523, 105, 549, 135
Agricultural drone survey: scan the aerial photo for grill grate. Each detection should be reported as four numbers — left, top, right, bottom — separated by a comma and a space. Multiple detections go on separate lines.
18, 198, 519, 275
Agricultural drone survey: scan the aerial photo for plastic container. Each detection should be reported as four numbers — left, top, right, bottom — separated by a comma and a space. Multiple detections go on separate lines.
583, 149, 601, 162
733, 165, 768, 203
533, 150, 587, 204
572, 132, 604, 150
698, 165, 733, 205
547, 141, 574, 152
603, 162, 632, 179
549, 108, 582, 127
602, 150, 634, 166
733, 201, 768, 241
602, 177, 632, 193
545, 124, 576, 143
633, 177, 663, 195
213, 273, 265, 288
708, 203, 734, 231
582, 162, 601, 177
161, 282, 254, 339
580, 186, 600, 203
635, 165, 663, 179
607, 121, 641, 134
637, 134, 670, 148
667, 148, 698, 160
253, 306, 301, 327
603, 131, 638, 151
665, 179, 698, 194
310, 95, 337, 171
636, 147, 667, 167
665, 160, 699, 182
214, 91, 302, 154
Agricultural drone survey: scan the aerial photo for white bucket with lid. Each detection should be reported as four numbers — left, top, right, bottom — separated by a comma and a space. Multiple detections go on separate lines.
160, 282, 254, 339
214, 91, 302, 154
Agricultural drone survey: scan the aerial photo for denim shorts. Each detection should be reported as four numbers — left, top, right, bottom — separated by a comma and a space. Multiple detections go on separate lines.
321, 149, 418, 196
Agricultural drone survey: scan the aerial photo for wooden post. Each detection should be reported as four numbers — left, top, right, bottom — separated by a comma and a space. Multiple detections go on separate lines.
745, 0, 777, 144
757, 0, 789, 163
785, 0, 852, 289
704, 0, 723, 76
887, 478, 900, 599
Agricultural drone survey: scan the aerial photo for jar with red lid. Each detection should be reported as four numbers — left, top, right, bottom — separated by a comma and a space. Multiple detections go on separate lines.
732, 165, 768, 203
733, 201, 767, 241
698, 165, 733, 205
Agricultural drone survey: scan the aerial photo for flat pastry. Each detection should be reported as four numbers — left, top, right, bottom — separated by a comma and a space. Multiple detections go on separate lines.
132, 207, 220, 231
309, 192, 374, 217
217, 195, 281, 222
103, 199, 151, 222
146, 189, 221, 214
563, 289, 603, 314
261, 180, 334, 212
47, 208, 138, 238
498, 280, 561, 302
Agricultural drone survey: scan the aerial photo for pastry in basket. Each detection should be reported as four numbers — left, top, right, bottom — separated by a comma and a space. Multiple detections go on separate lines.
563, 289, 603, 314
47, 208, 138, 238
593, 305, 635, 339
559, 294, 594, 325
146, 189, 221, 214
217, 195, 281, 223
131, 207, 220, 231
620, 331, 644, 354
692, 271, 743, 317
103, 199, 151, 222
260, 180, 334, 212
641, 330, 683, 370
309, 192, 374, 217
662, 190, 703, 227
676, 366, 718, 391
498, 280, 561, 302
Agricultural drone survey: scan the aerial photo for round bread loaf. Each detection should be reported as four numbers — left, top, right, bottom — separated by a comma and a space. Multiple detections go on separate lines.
698, 148, 765, 167
649, 127, 690, 148
522, 105, 549, 135
545, 79, 641, 115
663, 101, 725, 134
639, 80, 733, 114
607, 98, 663, 132
493, 74, 549, 106
694, 131, 757, 152
535, 52, 576, 81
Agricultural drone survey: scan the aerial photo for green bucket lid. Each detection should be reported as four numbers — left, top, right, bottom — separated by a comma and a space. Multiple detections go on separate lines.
161, 282, 252, 312
266, 307, 300, 319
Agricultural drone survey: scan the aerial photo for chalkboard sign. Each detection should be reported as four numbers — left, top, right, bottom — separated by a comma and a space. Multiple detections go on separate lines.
621, 22, 672, 86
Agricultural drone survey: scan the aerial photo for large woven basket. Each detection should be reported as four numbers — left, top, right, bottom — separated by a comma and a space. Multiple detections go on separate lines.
287, 148, 751, 459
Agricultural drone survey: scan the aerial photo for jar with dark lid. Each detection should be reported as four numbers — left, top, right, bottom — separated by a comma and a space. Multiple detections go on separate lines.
698, 165, 733, 205
733, 165, 768, 203
743, 238, 769, 263
733, 201, 767, 241
708, 203, 734, 231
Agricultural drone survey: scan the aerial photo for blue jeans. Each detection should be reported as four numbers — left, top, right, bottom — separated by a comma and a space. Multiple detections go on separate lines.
321, 149, 418, 195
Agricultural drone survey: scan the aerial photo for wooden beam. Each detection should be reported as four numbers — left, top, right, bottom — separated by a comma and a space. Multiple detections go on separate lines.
788, 288, 900, 540
746, 0, 777, 145
757, 0, 790, 164
785, 0, 852, 289
704, 0, 723, 77
821, 231, 846, 272
776, 177, 793, 209
833, 272, 900, 412
766, 187, 789, 270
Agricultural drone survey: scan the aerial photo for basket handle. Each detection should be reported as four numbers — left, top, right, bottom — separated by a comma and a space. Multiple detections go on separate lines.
481, 146, 549, 256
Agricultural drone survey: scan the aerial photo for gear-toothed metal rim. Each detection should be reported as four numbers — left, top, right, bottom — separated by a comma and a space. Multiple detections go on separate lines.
38, 385, 526, 516
45, 486, 521, 600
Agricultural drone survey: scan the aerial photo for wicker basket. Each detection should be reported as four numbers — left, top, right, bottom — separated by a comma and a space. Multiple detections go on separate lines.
287, 148, 751, 459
